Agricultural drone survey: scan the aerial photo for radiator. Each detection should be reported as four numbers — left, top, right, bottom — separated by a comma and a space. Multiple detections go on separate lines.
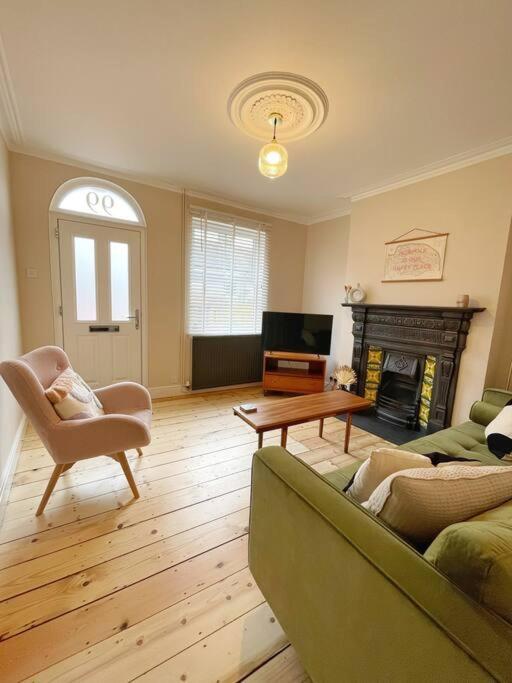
191, 335, 263, 390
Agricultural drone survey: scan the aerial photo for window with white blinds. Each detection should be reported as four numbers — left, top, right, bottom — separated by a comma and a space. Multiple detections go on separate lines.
186, 208, 270, 335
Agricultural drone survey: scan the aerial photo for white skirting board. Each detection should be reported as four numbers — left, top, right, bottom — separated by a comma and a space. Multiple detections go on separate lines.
149, 381, 262, 399
148, 384, 184, 399
0, 416, 26, 530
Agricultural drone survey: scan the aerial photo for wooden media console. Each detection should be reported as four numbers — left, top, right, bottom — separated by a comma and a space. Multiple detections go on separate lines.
262, 350, 326, 395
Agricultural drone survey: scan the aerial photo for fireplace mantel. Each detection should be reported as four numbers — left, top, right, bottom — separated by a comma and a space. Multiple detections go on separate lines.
341, 303, 485, 314
341, 303, 485, 430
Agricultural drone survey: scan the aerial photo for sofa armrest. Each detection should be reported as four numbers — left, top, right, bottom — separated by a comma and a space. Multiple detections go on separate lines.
469, 389, 512, 427
482, 388, 512, 408
249, 446, 512, 682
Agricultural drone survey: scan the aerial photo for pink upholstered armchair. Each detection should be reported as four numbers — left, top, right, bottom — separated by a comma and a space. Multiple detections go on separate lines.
0, 346, 152, 515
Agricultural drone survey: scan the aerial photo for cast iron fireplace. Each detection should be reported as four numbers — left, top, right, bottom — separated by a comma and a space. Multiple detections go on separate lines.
342, 304, 485, 432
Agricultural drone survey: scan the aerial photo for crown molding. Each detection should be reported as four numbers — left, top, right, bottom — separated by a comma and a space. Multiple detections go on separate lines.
8, 143, 184, 193
185, 189, 310, 225
8, 143, 313, 224
306, 206, 352, 225
350, 136, 512, 202
0, 33, 22, 146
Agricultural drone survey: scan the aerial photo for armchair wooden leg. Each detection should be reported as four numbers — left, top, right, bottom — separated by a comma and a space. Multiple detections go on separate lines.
136, 448, 143, 457
115, 451, 140, 499
61, 462, 75, 473
36, 464, 65, 516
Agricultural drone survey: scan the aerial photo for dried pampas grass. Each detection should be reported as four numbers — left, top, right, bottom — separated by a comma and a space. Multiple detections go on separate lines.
333, 364, 357, 388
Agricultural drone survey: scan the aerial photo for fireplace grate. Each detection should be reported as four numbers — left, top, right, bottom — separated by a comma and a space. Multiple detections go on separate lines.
375, 355, 423, 429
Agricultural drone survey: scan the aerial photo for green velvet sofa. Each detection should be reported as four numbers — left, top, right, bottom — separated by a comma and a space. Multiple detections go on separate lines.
249, 389, 512, 681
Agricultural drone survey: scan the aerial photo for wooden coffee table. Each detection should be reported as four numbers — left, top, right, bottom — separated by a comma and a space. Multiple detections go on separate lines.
233, 390, 372, 453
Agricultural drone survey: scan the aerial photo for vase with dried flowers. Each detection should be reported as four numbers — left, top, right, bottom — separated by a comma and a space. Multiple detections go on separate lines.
344, 285, 352, 304
332, 364, 357, 392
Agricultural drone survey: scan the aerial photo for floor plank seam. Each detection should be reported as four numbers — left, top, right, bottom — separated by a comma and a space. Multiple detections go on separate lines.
0, 529, 251, 642
127, 598, 268, 683
0, 502, 251, 606
0, 481, 254, 566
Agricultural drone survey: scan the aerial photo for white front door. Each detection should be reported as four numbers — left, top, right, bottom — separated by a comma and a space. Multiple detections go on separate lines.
59, 219, 142, 387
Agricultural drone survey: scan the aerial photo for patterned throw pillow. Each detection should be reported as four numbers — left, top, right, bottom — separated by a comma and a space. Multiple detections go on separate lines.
45, 368, 104, 420
485, 400, 512, 460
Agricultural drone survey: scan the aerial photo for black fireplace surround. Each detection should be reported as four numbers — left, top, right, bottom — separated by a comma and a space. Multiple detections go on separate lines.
342, 304, 485, 432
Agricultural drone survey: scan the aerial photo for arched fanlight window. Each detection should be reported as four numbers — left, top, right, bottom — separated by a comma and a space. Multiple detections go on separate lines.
50, 177, 146, 226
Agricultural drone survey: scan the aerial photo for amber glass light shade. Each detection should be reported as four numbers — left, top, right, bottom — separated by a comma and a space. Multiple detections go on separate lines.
258, 141, 288, 179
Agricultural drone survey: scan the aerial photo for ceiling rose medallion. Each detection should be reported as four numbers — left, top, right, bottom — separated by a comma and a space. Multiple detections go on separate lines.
228, 72, 329, 179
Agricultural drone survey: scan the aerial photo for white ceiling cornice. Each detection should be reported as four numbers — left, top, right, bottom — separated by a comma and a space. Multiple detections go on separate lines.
306, 207, 352, 225
8, 143, 184, 193
185, 189, 311, 225
0, 32, 22, 146
8, 143, 315, 225
11, 135, 512, 224
350, 136, 512, 202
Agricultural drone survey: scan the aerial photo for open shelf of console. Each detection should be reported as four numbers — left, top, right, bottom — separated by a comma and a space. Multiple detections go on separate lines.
263, 351, 326, 395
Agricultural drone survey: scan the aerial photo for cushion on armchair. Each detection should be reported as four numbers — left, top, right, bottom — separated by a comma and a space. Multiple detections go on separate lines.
45, 367, 104, 420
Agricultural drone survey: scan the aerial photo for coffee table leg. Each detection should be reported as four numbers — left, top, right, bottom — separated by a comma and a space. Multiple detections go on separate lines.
319, 418, 324, 438
258, 432, 263, 449
281, 427, 288, 448
344, 413, 352, 453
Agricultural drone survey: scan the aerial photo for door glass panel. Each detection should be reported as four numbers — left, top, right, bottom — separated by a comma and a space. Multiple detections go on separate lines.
110, 241, 130, 321
74, 236, 97, 321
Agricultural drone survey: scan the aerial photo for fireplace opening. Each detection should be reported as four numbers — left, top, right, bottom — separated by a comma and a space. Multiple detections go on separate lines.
375, 352, 423, 430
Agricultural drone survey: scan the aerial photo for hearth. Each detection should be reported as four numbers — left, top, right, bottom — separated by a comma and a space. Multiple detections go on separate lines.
342, 304, 485, 432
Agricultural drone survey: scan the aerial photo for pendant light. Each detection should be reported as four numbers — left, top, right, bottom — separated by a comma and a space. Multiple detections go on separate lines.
258, 114, 288, 179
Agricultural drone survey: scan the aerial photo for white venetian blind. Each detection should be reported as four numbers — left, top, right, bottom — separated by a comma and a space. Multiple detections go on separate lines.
187, 208, 270, 335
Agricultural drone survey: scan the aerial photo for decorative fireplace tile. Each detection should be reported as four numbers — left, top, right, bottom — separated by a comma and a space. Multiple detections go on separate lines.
364, 346, 383, 402
419, 355, 437, 428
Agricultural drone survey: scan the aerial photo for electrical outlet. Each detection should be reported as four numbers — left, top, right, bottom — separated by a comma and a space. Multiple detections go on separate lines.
26, 268, 38, 279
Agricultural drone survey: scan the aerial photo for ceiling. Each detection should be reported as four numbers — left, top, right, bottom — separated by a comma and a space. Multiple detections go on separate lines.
0, 0, 511, 223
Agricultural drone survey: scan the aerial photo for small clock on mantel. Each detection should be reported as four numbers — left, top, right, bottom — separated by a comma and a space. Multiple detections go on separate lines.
350, 283, 366, 303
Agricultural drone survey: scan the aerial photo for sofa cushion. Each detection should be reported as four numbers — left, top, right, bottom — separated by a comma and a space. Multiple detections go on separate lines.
344, 448, 433, 503
400, 421, 506, 465
425, 500, 512, 624
364, 465, 512, 544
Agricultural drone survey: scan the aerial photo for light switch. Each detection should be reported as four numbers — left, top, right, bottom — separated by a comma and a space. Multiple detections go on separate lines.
26, 268, 38, 279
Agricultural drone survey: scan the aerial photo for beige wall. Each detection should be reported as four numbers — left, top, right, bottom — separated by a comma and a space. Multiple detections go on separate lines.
11, 149, 510, 420
0, 137, 22, 498
338, 154, 512, 424
302, 215, 351, 376
9, 152, 307, 390
485, 222, 512, 389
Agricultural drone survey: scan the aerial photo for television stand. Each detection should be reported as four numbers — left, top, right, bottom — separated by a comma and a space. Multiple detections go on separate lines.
263, 351, 327, 395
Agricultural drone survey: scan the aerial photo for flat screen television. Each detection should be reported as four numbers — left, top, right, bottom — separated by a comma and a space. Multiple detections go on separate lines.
262, 311, 333, 355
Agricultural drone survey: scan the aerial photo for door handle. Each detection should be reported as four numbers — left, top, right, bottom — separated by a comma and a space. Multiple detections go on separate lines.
126, 309, 140, 330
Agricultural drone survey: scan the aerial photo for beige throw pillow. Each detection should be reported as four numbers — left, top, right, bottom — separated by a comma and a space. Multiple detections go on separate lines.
364, 465, 512, 543
345, 448, 433, 503
45, 367, 104, 420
